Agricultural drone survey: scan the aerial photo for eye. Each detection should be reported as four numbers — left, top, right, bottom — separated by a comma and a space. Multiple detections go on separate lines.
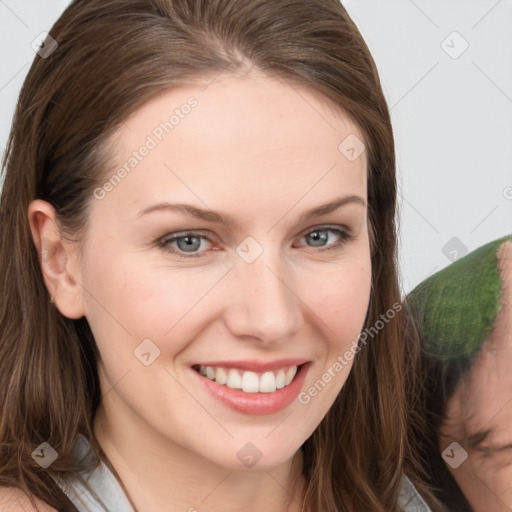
476, 444, 512, 457
295, 226, 353, 251
155, 226, 353, 259
157, 232, 212, 259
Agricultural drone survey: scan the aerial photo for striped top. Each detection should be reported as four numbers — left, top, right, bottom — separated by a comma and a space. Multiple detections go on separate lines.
52, 434, 432, 512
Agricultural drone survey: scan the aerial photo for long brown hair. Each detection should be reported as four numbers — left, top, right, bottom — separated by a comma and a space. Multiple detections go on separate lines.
0, 1, 443, 510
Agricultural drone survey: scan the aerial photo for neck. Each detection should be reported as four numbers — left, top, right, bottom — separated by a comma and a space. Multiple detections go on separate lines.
93, 400, 307, 512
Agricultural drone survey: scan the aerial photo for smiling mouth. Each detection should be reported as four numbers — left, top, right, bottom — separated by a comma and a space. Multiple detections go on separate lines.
191, 363, 306, 394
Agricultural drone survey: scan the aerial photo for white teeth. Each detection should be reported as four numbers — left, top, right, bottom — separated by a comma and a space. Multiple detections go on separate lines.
241, 371, 259, 393
196, 364, 299, 393
226, 368, 242, 389
259, 371, 277, 393
215, 367, 227, 385
275, 369, 286, 389
285, 366, 297, 385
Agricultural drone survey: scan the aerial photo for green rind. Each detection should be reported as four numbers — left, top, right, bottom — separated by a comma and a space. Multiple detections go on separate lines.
406, 234, 512, 361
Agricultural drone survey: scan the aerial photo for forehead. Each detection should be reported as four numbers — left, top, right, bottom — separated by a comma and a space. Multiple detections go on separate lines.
97, 70, 368, 221
117, 68, 365, 142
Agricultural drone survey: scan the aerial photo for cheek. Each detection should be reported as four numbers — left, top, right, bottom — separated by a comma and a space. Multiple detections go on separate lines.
312, 259, 372, 346
448, 453, 512, 512
293, 259, 371, 423
83, 249, 229, 335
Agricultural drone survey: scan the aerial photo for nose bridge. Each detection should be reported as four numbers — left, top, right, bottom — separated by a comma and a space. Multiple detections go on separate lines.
225, 241, 302, 342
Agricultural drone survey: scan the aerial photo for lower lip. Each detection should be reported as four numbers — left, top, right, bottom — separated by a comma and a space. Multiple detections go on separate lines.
191, 362, 311, 415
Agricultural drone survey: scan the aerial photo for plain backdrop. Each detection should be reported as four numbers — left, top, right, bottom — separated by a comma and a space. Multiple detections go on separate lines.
1, 0, 511, 295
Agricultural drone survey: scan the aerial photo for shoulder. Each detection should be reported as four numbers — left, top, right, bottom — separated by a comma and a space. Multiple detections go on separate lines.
398, 475, 433, 512
0, 487, 57, 511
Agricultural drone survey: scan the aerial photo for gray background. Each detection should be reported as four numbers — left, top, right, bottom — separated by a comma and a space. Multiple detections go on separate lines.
1, 0, 511, 294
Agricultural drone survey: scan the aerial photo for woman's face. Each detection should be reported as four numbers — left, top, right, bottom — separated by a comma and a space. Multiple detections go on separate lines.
61, 69, 371, 470
440, 241, 512, 511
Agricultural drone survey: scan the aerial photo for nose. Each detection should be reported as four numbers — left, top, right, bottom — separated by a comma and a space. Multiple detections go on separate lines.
223, 249, 303, 345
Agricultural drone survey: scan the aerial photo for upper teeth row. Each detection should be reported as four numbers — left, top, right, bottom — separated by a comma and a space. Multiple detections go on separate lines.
198, 365, 298, 393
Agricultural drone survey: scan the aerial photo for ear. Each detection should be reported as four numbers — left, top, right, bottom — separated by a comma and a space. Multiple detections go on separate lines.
27, 199, 85, 319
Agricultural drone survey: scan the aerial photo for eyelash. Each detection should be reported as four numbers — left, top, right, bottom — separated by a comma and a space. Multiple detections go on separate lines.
155, 226, 354, 259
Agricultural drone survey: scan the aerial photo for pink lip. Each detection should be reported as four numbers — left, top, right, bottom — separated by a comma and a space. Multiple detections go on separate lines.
191, 361, 311, 415
191, 358, 310, 372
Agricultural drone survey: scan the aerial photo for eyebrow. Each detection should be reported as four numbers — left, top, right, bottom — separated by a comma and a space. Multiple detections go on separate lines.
466, 429, 512, 457
467, 429, 491, 449
136, 194, 366, 228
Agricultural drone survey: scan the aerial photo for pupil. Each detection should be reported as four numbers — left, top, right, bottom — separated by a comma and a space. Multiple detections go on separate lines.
309, 230, 327, 247
178, 236, 200, 252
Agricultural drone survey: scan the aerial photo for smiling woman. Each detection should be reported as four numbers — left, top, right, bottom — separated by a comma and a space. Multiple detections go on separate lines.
0, 1, 444, 511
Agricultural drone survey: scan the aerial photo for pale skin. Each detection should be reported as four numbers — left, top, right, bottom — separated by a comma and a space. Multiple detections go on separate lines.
23, 68, 371, 512
440, 240, 512, 512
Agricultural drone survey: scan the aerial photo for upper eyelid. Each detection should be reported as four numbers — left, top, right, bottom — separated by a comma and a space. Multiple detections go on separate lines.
163, 224, 350, 238
476, 443, 512, 454
161, 225, 350, 244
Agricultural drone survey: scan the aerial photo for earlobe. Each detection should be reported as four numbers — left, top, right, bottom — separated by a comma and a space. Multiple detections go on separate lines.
27, 199, 85, 319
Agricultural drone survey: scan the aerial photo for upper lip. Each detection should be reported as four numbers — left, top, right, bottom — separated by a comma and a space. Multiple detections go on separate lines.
192, 358, 310, 372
